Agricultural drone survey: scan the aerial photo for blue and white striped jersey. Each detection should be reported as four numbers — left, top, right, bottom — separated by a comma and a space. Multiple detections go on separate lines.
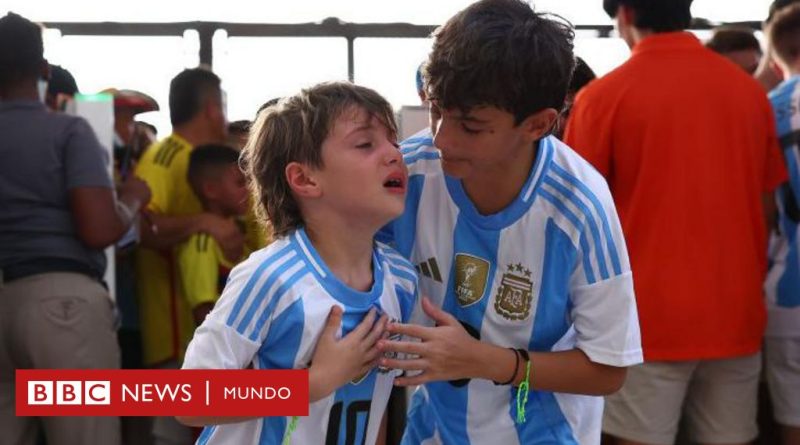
182, 227, 418, 445
380, 130, 642, 445
765, 75, 800, 338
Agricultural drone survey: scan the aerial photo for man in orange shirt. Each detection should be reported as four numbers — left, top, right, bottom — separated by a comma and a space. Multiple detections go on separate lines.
564, 1, 787, 444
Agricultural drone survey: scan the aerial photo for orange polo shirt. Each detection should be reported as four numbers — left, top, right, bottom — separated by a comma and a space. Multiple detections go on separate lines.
564, 32, 786, 361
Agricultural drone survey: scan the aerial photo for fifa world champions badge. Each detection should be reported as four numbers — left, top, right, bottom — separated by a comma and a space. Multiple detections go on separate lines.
454, 253, 490, 307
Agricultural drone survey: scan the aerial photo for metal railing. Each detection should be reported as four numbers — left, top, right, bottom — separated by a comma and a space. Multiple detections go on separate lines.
42, 19, 761, 81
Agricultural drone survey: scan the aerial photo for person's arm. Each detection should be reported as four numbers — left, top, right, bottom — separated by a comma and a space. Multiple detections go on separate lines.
455, 336, 625, 394
139, 211, 243, 253
65, 117, 152, 248
378, 298, 626, 395
70, 175, 150, 249
135, 142, 245, 255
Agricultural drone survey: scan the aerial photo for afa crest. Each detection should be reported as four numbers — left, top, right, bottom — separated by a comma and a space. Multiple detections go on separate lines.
494, 263, 534, 321
454, 253, 490, 307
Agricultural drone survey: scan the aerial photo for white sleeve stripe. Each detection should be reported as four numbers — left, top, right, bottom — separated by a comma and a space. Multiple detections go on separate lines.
232, 254, 303, 336
251, 267, 309, 342
225, 245, 296, 327
378, 250, 418, 291
539, 189, 583, 236
401, 143, 430, 158
404, 151, 441, 166
539, 188, 599, 284
545, 170, 616, 279
387, 263, 418, 286
239, 262, 309, 341
543, 176, 610, 280
542, 181, 601, 280
400, 137, 434, 155
381, 249, 415, 270
389, 273, 416, 292
523, 140, 553, 202
388, 265, 417, 287
550, 163, 623, 276
385, 255, 415, 274
391, 264, 417, 280
401, 134, 433, 145
294, 231, 326, 278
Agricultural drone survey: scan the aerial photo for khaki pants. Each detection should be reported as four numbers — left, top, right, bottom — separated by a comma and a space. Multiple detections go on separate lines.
0, 272, 121, 445
765, 337, 800, 427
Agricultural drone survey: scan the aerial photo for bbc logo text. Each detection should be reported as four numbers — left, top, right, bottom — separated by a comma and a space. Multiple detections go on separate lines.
28, 381, 111, 405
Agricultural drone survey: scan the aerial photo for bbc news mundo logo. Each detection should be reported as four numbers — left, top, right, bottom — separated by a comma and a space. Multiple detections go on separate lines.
28, 380, 111, 405
17, 369, 308, 417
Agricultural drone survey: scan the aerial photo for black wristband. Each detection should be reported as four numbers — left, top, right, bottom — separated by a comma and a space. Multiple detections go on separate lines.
493, 348, 520, 385
514, 349, 531, 389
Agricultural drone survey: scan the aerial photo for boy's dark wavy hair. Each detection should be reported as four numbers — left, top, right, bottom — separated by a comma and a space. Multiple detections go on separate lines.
425, 0, 575, 125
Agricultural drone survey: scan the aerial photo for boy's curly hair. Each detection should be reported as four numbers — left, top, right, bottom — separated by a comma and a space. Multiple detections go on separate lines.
425, 0, 575, 125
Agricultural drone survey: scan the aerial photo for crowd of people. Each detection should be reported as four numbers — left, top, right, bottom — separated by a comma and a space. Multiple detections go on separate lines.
1, 0, 800, 445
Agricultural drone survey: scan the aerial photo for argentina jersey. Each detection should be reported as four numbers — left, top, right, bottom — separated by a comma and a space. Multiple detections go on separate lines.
765, 76, 800, 338
182, 227, 418, 445
381, 129, 642, 445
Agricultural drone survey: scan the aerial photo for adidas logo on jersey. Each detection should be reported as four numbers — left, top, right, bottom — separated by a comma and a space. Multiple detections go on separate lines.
415, 258, 442, 283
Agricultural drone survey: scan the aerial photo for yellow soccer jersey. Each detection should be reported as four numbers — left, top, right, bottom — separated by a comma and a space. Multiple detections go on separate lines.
177, 231, 247, 314
135, 134, 201, 366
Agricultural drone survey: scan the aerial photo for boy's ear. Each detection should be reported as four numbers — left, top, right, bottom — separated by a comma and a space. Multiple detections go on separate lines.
285, 161, 322, 198
519, 108, 559, 141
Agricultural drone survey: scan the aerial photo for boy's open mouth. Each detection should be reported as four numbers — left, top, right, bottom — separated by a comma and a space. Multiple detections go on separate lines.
383, 172, 406, 190
384, 178, 403, 188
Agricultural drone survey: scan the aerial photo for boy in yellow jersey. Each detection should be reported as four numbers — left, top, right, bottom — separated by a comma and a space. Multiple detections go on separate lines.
178, 144, 251, 326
